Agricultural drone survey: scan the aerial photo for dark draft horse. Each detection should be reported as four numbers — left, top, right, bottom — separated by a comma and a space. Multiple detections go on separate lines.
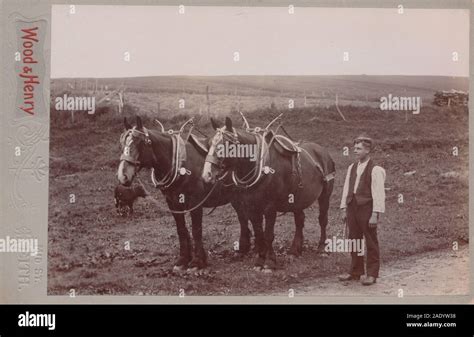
117, 116, 251, 271
202, 116, 335, 271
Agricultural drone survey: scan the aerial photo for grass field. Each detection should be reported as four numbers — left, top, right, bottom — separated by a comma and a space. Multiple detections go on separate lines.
48, 76, 469, 295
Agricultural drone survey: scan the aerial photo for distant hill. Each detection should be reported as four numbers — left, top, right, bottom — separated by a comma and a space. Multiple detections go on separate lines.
52, 75, 468, 100
51, 75, 469, 115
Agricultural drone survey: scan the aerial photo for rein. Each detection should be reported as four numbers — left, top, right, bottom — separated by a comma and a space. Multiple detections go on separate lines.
138, 177, 221, 215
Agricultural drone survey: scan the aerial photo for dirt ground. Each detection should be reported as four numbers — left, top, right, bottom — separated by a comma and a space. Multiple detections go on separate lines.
273, 245, 469, 297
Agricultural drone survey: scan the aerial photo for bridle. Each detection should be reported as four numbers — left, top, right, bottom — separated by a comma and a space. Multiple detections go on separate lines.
118, 118, 225, 214
204, 127, 240, 181
204, 126, 274, 189
120, 119, 196, 191
120, 127, 154, 168
120, 126, 178, 189
205, 127, 238, 163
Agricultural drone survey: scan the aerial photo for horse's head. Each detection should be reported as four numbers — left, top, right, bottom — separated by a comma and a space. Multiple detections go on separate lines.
202, 116, 239, 184
117, 116, 155, 186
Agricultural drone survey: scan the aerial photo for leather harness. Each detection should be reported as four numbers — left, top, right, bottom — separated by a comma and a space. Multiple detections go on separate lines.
204, 127, 335, 190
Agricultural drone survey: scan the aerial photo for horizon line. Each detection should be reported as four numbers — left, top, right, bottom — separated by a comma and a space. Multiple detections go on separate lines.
51, 74, 470, 80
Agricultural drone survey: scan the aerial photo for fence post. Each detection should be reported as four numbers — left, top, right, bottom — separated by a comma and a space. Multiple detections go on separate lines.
206, 85, 210, 115
335, 94, 347, 121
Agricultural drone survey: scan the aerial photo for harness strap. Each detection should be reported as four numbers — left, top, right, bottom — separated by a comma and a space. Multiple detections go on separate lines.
232, 133, 267, 188
151, 134, 182, 190
120, 154, 140, 165
299, 147, 335, 182
205, 154, 220, 166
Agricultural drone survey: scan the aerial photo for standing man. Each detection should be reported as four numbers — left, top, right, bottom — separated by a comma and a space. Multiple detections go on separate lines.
338, 134, 386, 286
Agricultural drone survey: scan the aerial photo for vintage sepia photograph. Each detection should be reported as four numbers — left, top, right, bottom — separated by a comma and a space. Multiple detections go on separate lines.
47, 5, 469, 297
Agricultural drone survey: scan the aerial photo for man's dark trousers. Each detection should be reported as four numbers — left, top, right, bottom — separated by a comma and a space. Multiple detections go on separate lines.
347, 199, 380, 278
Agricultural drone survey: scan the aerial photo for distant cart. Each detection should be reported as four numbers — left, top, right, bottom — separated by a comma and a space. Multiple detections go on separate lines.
433, 89, 468, 106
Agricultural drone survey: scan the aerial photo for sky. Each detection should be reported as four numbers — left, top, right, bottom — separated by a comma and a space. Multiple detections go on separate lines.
51, 5, 469, 78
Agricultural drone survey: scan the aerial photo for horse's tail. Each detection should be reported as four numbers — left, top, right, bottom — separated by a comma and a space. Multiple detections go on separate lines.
327, 155, 336, 182
319, 152, 335, 203
316, 150, 334, 251
318, 150, 336, 209
321, 150, 336, 186
300, 143, 335, 186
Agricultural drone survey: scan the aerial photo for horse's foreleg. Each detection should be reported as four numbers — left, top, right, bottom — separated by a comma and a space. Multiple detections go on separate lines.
249, 212, 265, 269
233, 201, 251, 256
189, 207, 207, 270
263, 208, 277, 271
168, 205, 192, 270
289, 210, 305, 256
317, 182, 332, 253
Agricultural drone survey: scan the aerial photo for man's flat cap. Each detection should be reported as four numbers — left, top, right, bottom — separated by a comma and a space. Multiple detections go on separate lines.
354, 134, 374, 148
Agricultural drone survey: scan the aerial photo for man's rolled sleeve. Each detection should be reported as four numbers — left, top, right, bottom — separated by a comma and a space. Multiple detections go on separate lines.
371, 166, 386, 213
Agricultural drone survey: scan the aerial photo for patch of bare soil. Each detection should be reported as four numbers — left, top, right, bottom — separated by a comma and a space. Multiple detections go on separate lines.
273, 246, 469, 297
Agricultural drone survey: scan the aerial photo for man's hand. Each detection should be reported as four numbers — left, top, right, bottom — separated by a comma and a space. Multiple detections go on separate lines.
368, 212, 378, 228
341, 208, 347, 223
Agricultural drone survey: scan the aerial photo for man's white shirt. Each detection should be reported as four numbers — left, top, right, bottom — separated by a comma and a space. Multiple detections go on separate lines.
340, 160, 386, 213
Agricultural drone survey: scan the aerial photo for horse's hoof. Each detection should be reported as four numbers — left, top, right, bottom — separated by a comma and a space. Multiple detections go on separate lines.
262, 267, 273, 274
188, 259, 207, 270
319, 252, 330, 258
254, 256, 265, 268
263, 258, 277, 270
231, 252, 245, 261
288, 255, 297, 261
288, 247, 302, 257
173, 265, 186, 272
253, 266, 262, 272
187, 266, 199, 273
238, 246, 251, 256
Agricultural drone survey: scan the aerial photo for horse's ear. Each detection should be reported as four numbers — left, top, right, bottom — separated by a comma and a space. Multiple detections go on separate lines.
210, 117, 221, 130
136, 116, 143, 130
225, 117, 233, 131
124, 117, 132, 130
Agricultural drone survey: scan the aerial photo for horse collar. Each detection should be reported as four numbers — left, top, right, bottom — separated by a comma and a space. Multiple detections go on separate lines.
231, 132, 273, 189
151, 133, 189, 190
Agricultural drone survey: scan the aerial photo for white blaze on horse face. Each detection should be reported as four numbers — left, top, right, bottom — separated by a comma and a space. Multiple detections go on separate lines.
118, 160, 131, 185
117, 160, 128, 184
118, 132, 137, 185
202, 143, 215, 183
201, 130, 222, 183
118, 160, 137, 186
